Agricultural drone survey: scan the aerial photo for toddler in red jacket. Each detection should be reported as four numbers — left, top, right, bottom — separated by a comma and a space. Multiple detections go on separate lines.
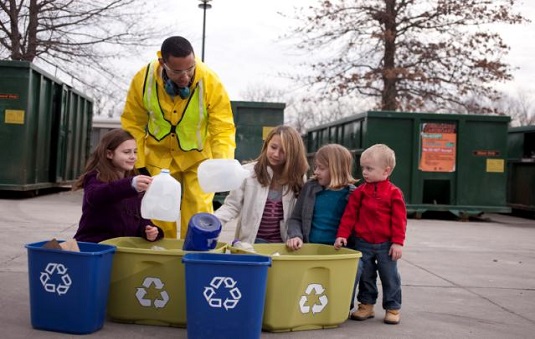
335, 144, 407, 325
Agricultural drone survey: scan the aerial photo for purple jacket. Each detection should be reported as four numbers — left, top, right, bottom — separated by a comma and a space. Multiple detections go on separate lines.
74, 171, 164, 243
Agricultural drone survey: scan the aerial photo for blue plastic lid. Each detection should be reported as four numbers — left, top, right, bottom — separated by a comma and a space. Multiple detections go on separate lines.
188, 213, 221, 231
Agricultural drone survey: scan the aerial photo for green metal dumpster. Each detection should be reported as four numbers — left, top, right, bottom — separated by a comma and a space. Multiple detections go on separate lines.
231, 101, 285, 163
212, 101, 285, 207
0, 60, 93, 191
305, 111, 511, 218
507, 125, 535, 214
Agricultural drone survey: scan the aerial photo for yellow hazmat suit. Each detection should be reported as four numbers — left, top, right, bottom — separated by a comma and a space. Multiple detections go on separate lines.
121, 57, 235, 238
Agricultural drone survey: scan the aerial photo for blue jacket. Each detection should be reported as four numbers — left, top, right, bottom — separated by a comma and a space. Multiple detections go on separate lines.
287, 179, 355, 243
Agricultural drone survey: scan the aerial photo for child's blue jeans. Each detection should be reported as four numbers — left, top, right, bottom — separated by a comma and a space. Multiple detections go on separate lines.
354, 238, 402, 310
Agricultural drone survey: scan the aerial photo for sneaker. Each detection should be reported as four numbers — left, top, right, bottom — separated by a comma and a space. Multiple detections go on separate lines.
350, 303, 375, 321
384, 309, 400, 324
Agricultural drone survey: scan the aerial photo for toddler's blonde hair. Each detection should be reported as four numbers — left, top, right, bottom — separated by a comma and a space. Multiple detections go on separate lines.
361, 144, 396, 171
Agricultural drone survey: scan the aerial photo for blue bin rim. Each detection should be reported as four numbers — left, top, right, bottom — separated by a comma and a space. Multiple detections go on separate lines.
25, 240, 116, 256
182, 252, 271, 266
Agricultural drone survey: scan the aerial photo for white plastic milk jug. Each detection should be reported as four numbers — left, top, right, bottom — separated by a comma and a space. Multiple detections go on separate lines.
198, 159, 250, 193
141, 169, 181, 222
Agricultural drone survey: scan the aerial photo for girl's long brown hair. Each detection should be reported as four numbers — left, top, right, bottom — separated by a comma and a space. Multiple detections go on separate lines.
72, 129, 136, 190
253, 125, 309, 196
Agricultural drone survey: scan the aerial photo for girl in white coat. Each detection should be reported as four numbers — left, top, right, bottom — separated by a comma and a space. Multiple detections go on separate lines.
214, 125, 308, 244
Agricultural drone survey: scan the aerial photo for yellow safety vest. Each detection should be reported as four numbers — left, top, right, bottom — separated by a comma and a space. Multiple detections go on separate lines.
142, 61, 208, 151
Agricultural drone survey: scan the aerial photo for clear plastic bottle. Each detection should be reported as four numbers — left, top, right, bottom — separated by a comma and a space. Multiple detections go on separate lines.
197, 159, 250, 193
141, 169, 181, 222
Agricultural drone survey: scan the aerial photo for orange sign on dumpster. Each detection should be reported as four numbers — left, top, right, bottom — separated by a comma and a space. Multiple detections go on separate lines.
419, 123, 456, 172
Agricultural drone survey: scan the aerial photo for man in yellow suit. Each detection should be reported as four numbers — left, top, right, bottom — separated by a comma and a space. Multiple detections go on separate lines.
121, 36, 236, 238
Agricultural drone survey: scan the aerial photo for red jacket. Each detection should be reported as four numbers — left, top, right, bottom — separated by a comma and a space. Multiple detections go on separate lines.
337, 179, 406, 246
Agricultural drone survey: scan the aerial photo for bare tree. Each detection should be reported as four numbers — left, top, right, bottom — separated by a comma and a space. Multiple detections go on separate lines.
239, 84, 287, 103
287, 0, 528, 114
285, 95, 370, 132
0, 0, 170, 116
239, 83, 371, 132
496, 89, 535, 126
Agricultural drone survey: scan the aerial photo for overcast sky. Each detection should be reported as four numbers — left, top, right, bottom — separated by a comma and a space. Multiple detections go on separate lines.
128, 0, 535, 102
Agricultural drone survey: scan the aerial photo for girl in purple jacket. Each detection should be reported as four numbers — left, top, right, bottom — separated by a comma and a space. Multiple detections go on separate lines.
73, 129, 164, 243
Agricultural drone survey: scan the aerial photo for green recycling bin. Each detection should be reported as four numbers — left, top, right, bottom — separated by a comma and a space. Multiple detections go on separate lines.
99, 237, 228, 327
231, 243, 361, 332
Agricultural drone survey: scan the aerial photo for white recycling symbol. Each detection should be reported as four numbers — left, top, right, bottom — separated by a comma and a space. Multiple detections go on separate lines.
299, 283, 328, 314
39, 263, 72, 295
135, 277, 170, 308
203, 276, 241, 310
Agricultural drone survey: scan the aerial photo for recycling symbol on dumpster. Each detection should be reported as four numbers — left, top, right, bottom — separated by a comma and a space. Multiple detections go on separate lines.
203, 276, 241, 310
39, 263, 72, 295
135, 277, 169, 308
299, 283, 328, 314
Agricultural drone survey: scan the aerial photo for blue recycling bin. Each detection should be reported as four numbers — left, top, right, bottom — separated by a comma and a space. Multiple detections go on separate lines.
25, 240, 116, 334
182, 253, 271, 339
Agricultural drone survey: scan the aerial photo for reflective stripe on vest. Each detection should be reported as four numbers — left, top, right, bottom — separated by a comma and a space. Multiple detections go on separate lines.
142, 61, 208, 151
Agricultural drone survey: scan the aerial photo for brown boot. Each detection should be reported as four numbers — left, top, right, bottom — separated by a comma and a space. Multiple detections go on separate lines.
350, 303, 375, 321
384, 309, 400, 324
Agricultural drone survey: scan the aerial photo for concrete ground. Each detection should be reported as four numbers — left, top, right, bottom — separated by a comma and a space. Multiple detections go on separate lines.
1, 189, 534, 338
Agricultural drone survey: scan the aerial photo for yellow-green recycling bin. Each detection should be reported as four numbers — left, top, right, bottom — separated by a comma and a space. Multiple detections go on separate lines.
99, 237, 227, 327
231, 243, 361, 332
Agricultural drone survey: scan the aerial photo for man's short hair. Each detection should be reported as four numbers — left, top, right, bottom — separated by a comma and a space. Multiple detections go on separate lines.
161, 36, 194, 61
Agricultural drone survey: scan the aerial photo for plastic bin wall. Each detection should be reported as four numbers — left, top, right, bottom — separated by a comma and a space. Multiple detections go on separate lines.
25, 240, 115, 334
306, 111, 511, 217
507, 125, 535, 213
183, 253, 271, 339
0, 60, 93, 191
99, 237, 227, 327
231, 243, 361, 332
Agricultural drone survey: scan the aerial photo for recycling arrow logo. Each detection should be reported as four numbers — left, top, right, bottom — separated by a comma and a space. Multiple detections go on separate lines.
299, 283, 328, 314
203, 276, 242, 310
39, 262, 72, 295
135, 277, 170, 308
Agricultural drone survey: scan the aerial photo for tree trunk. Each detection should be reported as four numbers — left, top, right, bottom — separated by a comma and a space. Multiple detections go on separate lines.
381, 0, 397, 111
7, 0, 22, 60
25, 0, 39, 61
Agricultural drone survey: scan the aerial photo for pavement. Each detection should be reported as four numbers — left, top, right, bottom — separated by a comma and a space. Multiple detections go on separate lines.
1, 188, 535, 338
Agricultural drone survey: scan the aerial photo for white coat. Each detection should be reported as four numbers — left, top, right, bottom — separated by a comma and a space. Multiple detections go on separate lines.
214, 162, 298, 244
